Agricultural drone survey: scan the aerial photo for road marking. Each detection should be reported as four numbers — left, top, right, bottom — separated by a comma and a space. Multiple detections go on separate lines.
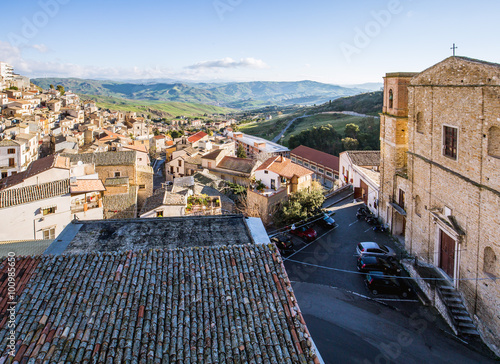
349, 220, 359, 226
374, 298, 419, 302
364, 227, 372, 232
283, 229, 335, 261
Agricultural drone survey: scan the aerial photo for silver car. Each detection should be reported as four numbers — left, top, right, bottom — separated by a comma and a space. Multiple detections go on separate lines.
356, 242, 397, 259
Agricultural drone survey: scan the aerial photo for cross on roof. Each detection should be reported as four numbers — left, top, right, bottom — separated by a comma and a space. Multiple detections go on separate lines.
451, 43, 458, 56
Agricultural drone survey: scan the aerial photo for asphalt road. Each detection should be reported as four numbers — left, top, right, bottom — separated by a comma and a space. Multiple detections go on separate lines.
281, 198, 498, 363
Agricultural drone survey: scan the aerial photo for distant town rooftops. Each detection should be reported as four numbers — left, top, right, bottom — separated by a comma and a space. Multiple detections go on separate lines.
0, 244, 320, 363
290, 145, 339, 172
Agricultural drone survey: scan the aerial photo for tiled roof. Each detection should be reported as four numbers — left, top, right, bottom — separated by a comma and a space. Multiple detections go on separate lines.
0, 245, 319, 363
63, 151, 137, 166
202, 149, 225, 160
70, 179, 106, 193
0, 154, 70, 190
0, 179, 70, 209
291, 145, 339, 172
256, 156, 313, 179
122, 144, 148, 153
217, 156, 258, 175
187, 131, 208, 143
346, 150, 380, 167
0, 139, 19, 147
184, 154, 202, 165
163, 191, 186, 205
61, 215, 256, 253
139, 188, 166, 215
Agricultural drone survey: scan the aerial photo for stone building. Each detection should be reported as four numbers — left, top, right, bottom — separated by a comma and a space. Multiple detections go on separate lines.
379, 57, 500, 353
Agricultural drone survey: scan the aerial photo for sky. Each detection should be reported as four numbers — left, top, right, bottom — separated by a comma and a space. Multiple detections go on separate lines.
0, 0, 499, 85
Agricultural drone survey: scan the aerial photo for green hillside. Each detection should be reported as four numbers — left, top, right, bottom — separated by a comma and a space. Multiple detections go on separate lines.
81, 95, 232, 118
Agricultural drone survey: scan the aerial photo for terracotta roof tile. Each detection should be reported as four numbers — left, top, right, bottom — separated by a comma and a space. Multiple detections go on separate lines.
291, 145, 339, 172
346, 150, 380, 166
187, 131, 208, 143
0, 245, 320, 363
256, 156, 313, 179
0, 179, 70, 209
69, 179, 106, 194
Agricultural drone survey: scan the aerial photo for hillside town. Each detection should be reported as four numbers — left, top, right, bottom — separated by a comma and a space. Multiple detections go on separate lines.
0, 55, 499, 363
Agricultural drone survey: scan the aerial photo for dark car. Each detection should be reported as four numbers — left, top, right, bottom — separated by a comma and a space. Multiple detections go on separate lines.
290, 225, 318, 242
356, 242, 397, 259
364, 271, 412, 297
271, 234, 294, 256
318, 212, 337, 229
357, 256, 401, 275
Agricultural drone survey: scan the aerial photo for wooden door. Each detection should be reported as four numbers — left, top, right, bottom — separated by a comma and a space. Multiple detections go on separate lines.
440, 230, 455, 278
360, 180, 368, 205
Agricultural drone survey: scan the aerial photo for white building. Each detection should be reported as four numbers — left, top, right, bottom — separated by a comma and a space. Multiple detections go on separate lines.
339, 150, 380, 214
0, 133, 38, 179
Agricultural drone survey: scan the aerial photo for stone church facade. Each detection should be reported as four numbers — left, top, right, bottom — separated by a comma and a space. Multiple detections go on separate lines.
379, 57, 500, 353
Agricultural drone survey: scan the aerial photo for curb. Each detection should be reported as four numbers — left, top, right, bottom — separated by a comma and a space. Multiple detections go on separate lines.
323, 192, 354, 209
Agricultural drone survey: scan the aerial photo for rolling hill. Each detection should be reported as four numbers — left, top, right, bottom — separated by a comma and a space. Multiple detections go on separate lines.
31, 78, 369, 109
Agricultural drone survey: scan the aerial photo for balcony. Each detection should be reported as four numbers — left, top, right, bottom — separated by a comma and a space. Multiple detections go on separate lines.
71, 199, 102, 213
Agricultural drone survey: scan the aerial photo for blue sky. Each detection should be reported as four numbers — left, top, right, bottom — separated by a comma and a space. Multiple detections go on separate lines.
0, 0, 498, 84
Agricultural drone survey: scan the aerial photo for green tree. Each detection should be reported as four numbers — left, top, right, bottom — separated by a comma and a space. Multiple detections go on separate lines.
56, 85, 65, 95
170, 130, 182, 139
236, 144, 247, 158
274, 181, 325, 225
344, 123, 360, 139
342, 137, 359, 150
49, 84, 54, 89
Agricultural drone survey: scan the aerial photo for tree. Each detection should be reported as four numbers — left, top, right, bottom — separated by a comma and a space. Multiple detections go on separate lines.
56, 85, 65, 95
342, 137, 359, 150
274, 181, 325, 225
49, 84, 54, 89
236, 144, 247, 158
170, 130, 183, 139
344, 123, 360, 139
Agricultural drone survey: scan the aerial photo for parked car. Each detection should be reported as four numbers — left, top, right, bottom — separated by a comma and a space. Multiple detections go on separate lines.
357, 256, 401, 275
356, 242, 397, 259
318, 212, 337, 229
364, 271, 412, 297
290, 225, 318, 242
271, 234, 295, 256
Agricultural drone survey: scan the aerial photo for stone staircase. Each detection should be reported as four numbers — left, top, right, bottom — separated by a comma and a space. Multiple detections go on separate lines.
437, 284, 480, 337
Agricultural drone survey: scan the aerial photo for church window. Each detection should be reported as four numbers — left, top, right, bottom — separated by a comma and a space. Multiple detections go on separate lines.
443, 126, 458, 160
388, 89, 393, 109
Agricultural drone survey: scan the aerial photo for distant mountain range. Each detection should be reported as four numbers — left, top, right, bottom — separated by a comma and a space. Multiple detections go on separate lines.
31, 78, 373, 109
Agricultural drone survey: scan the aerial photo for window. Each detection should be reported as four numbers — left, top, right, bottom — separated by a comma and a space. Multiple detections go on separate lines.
342, 166, 345, 175
388, 89, 393, 109
9, 158, 15, 167
398, 189, 405, 209
264, 170, 268, 174
443, 126, 458, 159
326, 171, 333, 177
297, 160, 303, 165
271, 179, 276, 189
291, 157, 296, 162
1, 172, 6, 179
416, 112, 424, 134
139, 184, 146, 190
114, 171, 121, 177
483, 247, 497, 277
178, 160, 182, 167
43, 227, 56, 240
311, 165, 317, 171
42, 206, 56, 215
7, 148, 15, 154
318, 168, 324, 174
304, 162, 310, 168
487, 126, 500, 158
156, 211, 163, 217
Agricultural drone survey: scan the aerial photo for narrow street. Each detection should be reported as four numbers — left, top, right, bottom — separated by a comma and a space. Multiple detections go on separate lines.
280, 198, 497, 363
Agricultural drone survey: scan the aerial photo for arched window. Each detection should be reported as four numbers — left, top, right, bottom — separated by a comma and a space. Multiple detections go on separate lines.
487, 126, 500, 158
483, 247, 497, 276
388, 89, 393, 109
415, 195, 422, 217
416, 112, 424, 134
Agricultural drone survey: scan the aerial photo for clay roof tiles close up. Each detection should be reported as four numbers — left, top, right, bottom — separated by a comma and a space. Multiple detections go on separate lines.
0, 245, 319, 363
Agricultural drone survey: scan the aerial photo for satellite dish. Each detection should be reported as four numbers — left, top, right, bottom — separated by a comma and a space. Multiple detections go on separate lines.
77, 161, 83, 166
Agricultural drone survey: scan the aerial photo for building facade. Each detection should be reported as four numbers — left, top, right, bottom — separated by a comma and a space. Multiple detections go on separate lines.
379, 57, 500, 353
290, 145, 339, 188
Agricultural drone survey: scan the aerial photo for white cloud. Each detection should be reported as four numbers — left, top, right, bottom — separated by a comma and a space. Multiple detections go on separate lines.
32, 44, 50, 53
187, 57, 269, 70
